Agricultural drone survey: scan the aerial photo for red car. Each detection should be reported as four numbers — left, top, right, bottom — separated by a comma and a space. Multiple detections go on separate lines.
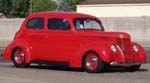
2, 12, 146, 73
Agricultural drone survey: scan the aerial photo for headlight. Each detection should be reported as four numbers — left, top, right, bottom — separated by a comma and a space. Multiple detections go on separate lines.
111, 44, 118, 53
133, 44, 139, 53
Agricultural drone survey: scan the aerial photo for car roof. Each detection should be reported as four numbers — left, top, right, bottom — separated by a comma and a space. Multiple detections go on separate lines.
28, 11, 97, 19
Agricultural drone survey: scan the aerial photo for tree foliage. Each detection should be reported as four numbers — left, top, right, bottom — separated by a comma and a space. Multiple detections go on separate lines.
0, 0, 84, 17
0, 0, 57, 18
0, 0, 12, 15
9, 0, 30, 18
67, 0, 85, 11
0, 0, 29, 18
32, 0, 57, 13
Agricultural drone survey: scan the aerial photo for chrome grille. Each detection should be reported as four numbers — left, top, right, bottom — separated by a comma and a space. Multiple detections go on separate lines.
117, 38, 132, 62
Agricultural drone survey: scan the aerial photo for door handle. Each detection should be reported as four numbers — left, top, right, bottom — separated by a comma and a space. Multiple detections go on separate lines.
42, 35, 48, 39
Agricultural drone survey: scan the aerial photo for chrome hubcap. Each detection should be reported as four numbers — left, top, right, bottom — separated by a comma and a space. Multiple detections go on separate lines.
90, 58, 97, 64
14, 49, 25, 64
86, 53, 98, 70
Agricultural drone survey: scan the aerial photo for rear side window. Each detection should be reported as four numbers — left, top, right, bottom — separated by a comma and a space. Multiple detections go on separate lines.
48, 18, 70, 30
26, 18, 44, 29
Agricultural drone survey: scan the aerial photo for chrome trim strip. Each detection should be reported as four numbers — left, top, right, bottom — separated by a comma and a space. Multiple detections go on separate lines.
120, 38, 125, 53
110, 62, 145, 66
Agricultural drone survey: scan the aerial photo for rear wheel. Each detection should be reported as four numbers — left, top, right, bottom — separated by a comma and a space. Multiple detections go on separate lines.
12, 48, 29, 68
124, 65, 141, 72
83, 52, 104, 73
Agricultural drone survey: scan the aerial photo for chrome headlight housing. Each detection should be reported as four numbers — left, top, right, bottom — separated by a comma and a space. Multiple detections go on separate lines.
111, 44, 118, 53
133, 44, 139, 53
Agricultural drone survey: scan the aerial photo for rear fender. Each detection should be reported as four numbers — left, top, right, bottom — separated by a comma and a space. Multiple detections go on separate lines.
3, 39, 34, 63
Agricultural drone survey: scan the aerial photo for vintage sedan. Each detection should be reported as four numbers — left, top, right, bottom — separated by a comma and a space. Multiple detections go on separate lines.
2, 12, 146, 73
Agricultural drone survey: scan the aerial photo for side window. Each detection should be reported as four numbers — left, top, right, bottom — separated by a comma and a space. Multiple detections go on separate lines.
84, 19, 100, 30
74, 18, 103, 30
48, 18, 70, 30
26, 18, 44, 29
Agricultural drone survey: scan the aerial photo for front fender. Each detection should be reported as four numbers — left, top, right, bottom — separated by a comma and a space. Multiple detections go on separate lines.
3, 39, 34, 63
70, 42, 112, 67
132, 42, 146, 62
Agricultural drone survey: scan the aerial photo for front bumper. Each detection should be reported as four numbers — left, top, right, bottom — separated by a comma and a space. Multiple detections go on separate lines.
110, 62, 146, 66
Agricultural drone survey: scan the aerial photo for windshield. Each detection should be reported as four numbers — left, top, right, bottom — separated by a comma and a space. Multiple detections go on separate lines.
74, 18, 103, 30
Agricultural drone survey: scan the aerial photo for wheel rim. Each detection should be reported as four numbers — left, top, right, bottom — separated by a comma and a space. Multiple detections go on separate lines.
86, 53, 99, 70
14, 49, 25, 64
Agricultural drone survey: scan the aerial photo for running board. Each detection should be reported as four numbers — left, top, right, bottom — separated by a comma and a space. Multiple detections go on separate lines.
31, 60, 70, 67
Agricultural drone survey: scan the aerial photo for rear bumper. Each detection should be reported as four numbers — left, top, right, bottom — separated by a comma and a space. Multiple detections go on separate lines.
110, 62, 146, 66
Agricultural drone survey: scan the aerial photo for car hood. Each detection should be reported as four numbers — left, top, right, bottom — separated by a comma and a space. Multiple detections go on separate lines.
77, 31, 131, 39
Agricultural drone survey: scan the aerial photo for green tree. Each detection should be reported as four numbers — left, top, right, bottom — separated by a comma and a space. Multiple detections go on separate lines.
8, 0, 30, 18
0, 0, 29, 18
0, 0, 12, 16
67, 0, 85, 11
0, 0, 57, 18
32, 0, 57, 13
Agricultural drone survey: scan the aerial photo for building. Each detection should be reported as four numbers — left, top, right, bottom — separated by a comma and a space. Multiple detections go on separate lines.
77, 0, 150, 17
77, 0, 150, 47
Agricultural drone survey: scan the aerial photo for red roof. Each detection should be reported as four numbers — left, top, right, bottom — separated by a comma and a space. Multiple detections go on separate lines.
80, 0, 150, 5
28, 11, 96, 18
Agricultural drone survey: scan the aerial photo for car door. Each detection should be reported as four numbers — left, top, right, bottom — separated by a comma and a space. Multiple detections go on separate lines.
24, 18, 47, 59
45, 18, 78, 61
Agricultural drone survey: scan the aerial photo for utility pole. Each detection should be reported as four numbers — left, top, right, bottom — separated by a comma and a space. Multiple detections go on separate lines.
30, 0, 32, 14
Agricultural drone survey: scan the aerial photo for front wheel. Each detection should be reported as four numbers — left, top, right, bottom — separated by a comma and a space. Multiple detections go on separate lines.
124, 65, 141, 72
83, 52, 104, 73
12, 48, 29, 68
